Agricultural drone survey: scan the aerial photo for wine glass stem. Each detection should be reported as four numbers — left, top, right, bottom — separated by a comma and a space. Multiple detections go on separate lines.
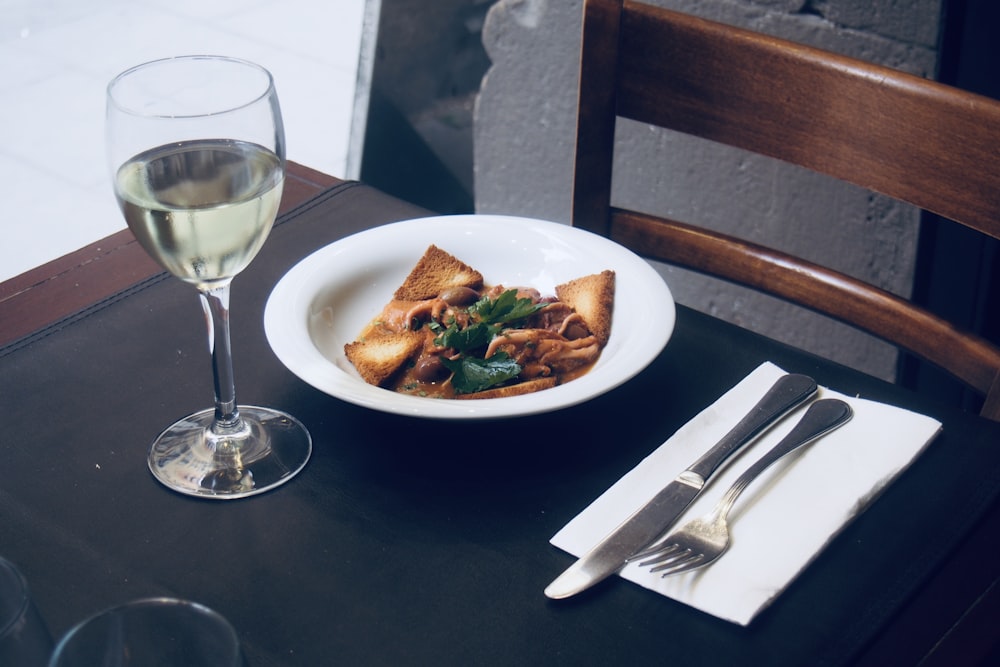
199, 284, 242, 431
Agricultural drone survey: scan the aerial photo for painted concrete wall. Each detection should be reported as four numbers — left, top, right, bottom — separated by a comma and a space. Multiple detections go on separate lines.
473, 0, 942, 381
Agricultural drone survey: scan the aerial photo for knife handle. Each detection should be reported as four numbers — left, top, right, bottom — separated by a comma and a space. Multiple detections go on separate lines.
686, 373, 817, 481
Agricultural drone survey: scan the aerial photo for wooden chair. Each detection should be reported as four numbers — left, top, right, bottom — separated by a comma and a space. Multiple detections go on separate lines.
572, 0, 1000, 421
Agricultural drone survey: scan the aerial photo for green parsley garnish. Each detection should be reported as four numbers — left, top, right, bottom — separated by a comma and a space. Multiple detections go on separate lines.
440, 352, 523, 394
469, 289, 546, 325
428, 289, 546, 394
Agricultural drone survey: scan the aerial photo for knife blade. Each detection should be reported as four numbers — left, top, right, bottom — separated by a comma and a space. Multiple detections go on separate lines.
544, 373, 817, 599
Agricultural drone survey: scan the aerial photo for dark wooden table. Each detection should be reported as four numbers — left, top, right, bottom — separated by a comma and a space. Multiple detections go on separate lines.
1, 167, 998, 666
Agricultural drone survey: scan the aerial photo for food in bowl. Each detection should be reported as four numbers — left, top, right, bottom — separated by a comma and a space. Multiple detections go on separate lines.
344, 245, 614, 399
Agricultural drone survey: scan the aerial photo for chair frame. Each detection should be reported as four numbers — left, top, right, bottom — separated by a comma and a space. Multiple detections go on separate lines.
572, 0, 1000, 420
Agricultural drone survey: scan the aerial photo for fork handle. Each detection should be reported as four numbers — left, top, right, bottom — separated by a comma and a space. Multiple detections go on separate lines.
712, 398, 853, 518
687, 374, 817, 481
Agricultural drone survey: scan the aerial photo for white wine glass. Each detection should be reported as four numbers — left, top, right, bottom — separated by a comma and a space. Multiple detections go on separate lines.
106, 55, 311, 498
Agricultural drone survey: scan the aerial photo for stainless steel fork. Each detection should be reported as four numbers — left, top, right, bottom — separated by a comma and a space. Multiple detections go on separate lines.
632, 398, 853, 577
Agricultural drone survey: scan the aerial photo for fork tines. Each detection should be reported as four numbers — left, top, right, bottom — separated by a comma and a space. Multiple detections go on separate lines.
638, 545, 707, 576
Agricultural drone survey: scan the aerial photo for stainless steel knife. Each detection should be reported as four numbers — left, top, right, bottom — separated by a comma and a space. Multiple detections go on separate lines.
544, 373, 817, 599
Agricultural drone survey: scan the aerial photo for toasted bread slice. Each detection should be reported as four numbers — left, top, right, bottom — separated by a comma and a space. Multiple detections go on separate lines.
556, 270, 615, 346
344, 331, 423, 386
455, 375, 559, 400
392, 245, 484, 301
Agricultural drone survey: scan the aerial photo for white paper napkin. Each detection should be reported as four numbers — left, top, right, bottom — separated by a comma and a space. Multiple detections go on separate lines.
550, 362, 942, 625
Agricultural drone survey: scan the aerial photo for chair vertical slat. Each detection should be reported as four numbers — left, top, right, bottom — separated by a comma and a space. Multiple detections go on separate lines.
572, 0, 621, 236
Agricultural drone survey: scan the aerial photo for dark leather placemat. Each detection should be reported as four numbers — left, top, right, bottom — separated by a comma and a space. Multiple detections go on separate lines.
2, 182, 998, 666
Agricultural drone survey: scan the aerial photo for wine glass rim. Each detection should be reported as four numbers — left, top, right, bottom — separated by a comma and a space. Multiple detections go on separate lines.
49, 597, 241, 665
0, 557, 30, 639
107, 55, 276, 119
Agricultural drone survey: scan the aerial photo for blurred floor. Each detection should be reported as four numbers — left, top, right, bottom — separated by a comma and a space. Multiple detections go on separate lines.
0, 0, 365, 282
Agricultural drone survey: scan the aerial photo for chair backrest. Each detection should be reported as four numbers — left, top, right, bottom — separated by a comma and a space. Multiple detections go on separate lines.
572, 0, 1000, 421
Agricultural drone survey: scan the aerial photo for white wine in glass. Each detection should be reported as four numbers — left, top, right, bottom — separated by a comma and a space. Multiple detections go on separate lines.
106, 56, 311, 498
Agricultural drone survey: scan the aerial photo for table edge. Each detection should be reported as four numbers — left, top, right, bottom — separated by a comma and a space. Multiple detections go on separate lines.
0, 162, 340, 346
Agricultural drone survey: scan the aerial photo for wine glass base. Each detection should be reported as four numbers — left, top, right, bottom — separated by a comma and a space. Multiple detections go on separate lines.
147, 406, 311, 499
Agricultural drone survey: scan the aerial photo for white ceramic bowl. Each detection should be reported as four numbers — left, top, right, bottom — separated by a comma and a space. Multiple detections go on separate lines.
264, 214, 675, 419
